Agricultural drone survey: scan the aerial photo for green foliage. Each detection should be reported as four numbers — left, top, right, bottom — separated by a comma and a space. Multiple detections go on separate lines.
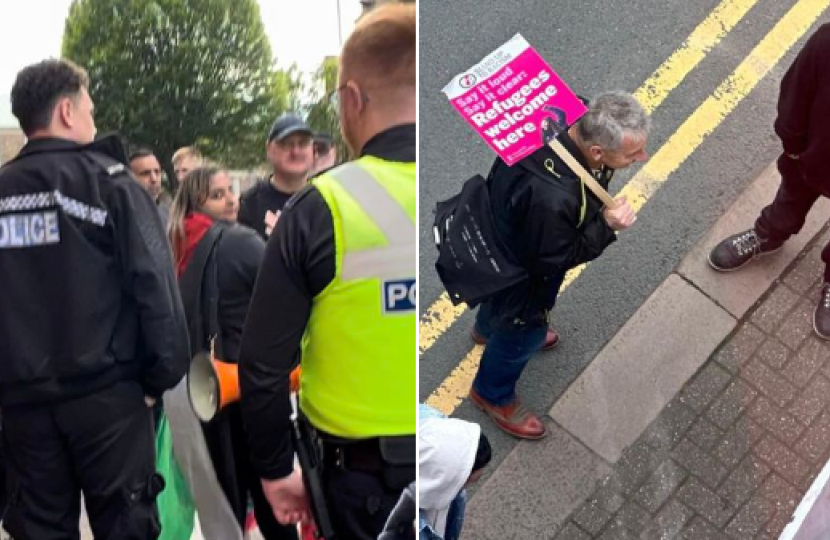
62, 0, 301, 180
305, 56, 350, 163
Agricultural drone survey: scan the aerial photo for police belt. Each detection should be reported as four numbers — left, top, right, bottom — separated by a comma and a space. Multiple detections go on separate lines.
318, 430, 416, 490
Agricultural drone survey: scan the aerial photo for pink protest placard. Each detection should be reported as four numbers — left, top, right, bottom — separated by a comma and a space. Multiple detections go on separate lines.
443, 34, 587, 166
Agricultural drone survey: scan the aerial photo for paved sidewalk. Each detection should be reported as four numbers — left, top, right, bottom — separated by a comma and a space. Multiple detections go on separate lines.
549, 229, 830, 539
460, 160, 830, 540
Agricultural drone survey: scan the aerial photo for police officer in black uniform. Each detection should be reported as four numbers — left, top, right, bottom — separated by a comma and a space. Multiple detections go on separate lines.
0, 59, 189, 540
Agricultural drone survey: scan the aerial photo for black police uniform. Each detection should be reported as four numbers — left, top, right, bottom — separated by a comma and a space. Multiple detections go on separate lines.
0, 135, 190, 540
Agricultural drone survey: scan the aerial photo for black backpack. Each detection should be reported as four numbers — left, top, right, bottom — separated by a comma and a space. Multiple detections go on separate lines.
433, 172, 527, 308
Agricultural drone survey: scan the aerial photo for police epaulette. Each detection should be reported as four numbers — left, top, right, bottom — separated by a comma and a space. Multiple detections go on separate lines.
85, 152, 128, 179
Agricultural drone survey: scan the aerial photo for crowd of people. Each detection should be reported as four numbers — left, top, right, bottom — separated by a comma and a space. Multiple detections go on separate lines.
0, 3, 415, 540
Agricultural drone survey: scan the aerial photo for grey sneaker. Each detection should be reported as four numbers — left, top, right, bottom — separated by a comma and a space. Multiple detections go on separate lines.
708, 229, 782, 272
814, 283, 830, 340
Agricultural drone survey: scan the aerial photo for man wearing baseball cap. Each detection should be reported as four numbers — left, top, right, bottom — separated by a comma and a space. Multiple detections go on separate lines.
238, 112, 315, 239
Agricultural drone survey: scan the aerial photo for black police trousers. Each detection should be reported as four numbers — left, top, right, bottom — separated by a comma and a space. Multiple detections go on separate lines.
1, 380, 161, 540
323, 468, 404, 540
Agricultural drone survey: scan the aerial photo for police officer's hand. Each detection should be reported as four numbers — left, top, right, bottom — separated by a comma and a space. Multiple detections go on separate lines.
603, 196, 637, 231
262, 470, 311, 525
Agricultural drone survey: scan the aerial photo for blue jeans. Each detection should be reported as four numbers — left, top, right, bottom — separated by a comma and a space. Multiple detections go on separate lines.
472, 272, 566, 406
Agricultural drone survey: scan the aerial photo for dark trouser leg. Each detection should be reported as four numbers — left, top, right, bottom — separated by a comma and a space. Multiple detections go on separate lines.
472, 272, 566, 406
755, 154, 822, 245
472, 323, 547, 406
2, 404, 81, 540
474, 301, 494, 339
0, 414, 7, 521
60, 381, 162, 540
822, 240, 830, 283
324, 469, 400, 540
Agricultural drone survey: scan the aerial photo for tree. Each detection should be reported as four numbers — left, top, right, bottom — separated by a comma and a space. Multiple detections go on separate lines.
305, 57, 350, 163
62, 0, 298, 183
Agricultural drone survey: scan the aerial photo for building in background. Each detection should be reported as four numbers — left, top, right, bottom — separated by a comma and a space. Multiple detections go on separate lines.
0, 94, 25, 165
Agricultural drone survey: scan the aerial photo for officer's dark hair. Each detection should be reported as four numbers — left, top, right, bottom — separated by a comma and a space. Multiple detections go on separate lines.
11, 59, 90, 136
129, 147, 156, 163
471, 432, 492, 473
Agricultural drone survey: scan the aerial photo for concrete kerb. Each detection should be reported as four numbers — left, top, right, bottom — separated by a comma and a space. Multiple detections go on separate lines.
550, 159, 830, 466
464, 160, 830, 536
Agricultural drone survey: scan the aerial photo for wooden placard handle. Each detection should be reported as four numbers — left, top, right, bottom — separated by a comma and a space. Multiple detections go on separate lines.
548, 138, 617, 209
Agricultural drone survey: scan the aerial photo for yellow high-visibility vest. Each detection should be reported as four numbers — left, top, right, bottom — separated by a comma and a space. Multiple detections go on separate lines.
300, 155, 416, 438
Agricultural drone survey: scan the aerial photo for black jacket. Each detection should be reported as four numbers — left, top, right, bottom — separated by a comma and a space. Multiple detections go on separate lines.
0, 135, 189, 406
486, 131, 617, 327
214, 223, 265, 362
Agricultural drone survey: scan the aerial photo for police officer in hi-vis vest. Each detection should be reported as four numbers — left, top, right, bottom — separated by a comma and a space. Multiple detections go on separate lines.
238, 4, 416, 539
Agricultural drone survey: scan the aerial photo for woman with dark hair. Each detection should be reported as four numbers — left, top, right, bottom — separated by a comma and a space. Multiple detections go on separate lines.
165, 167, 298, 540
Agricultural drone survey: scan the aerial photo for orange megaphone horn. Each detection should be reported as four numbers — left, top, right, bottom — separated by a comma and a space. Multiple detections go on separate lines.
188, 351, 239, 422
188, 351, 303, 422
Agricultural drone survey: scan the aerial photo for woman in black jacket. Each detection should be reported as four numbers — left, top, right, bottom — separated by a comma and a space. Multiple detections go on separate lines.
166, 167, 298, 540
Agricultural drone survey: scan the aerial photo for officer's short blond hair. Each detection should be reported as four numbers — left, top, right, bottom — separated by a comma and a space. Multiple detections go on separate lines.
340, 3, 415, 91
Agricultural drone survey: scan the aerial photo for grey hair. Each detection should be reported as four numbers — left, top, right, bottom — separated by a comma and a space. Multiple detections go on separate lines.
577, 91, 651, 151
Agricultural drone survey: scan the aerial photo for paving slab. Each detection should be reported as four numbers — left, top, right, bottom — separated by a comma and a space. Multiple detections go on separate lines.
550, 274, 735, 463
678, 161, 830, 319
461, 420, 612, 540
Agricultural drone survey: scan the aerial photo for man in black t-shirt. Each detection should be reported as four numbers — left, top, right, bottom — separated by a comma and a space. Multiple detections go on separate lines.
238, 113, 315, 239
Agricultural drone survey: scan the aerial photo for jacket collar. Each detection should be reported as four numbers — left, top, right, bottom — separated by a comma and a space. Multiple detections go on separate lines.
14, 133, 129, 165
518, 131, 614, 187
360, 123, 416, 163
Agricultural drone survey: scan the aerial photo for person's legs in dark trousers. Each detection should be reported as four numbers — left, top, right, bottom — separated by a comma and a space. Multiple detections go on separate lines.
62, 380, 161, 540
472, 271, 566, 407
472, 323, 547, 406
2, 403, 82, 540
324, 468, 400, 540
754, 154, 822, 245
473, 300, 494, 339
0, 414, 8, 524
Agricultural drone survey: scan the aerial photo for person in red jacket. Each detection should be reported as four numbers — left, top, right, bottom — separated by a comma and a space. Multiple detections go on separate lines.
166, 167, 298, 540
708, 23, 830, 338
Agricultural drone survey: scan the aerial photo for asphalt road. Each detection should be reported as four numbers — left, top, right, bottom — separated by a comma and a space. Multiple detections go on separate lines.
418, 0, 828, 481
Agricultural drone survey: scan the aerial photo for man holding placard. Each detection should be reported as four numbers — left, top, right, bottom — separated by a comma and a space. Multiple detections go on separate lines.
470, 92, 648, 439
442, 36, 649, 439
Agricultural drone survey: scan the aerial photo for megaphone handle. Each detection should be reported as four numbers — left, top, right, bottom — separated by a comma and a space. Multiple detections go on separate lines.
290, 392, 299, 421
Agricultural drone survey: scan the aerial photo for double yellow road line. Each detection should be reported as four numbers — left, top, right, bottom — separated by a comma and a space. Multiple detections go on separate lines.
421, 0, 830, 415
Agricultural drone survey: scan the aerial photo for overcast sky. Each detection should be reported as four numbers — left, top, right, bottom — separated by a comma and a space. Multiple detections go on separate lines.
0, 0, 362, 125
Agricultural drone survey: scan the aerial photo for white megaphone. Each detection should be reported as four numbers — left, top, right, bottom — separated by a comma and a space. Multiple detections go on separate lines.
187, 351, 240, 422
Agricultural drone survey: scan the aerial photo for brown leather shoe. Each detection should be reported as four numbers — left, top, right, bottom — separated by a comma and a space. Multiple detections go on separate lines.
470, 327, 560, 351
469, 388, 547, 440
